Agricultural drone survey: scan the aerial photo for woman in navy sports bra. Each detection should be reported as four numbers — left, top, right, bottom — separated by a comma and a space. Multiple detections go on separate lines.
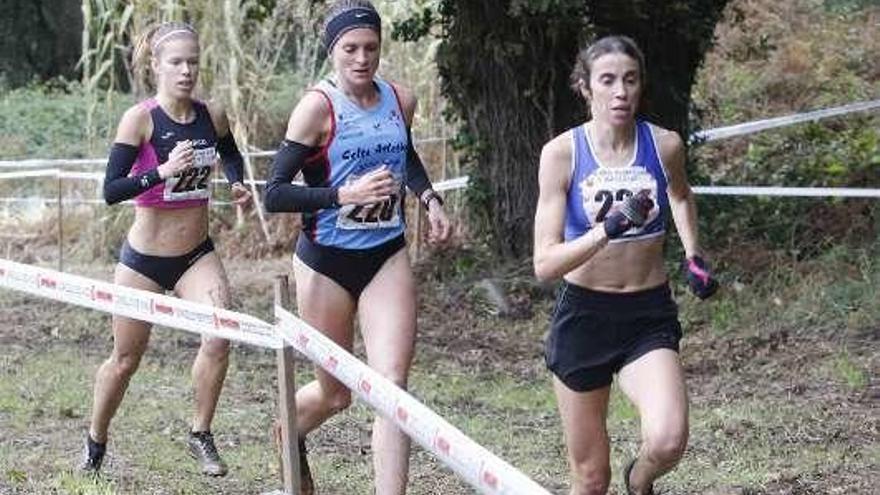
81, 22, 252, 477
533, 36, 719, 495
264, 1, 451, 492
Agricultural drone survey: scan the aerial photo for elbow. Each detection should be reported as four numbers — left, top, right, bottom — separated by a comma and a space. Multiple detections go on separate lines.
534, 269, 554, 284
263, 188, 280, 212
533, 257, 555, 283
102, 187, 119, 206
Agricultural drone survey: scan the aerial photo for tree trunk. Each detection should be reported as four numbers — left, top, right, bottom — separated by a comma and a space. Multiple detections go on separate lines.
436, 0, 585, 258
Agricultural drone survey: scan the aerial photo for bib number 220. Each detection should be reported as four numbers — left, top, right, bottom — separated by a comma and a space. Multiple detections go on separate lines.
345, 194, 400, 224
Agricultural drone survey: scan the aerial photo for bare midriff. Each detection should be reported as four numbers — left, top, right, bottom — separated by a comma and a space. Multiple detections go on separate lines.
126, 205, 209, 256
564, 235, 667, 292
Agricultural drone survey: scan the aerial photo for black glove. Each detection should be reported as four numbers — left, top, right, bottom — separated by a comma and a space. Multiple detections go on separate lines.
683, 255, 719, 300
603, 190, 654, 239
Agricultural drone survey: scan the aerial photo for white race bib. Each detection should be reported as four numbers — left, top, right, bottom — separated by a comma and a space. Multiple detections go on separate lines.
579, 167, 659, 234
163, 147, 215, 202
335, 170, 402, 230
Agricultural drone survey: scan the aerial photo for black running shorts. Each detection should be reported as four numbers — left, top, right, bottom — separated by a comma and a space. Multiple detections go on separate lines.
545, 281, 682, 392
295, 233, 406, 299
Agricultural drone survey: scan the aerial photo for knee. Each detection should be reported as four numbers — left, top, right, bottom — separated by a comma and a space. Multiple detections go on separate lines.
570, 462, 610, 495
110, 352, 142, 379
199, 338, 230, 361
643, 428, 688, 467
321, 385, 352, 413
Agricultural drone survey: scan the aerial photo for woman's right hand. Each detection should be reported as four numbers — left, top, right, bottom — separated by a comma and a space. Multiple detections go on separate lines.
158, 140, 194, 179
337, 166, 398, 205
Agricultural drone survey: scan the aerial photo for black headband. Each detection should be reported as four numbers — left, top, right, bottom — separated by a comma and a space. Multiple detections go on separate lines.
323, 7, 382, 52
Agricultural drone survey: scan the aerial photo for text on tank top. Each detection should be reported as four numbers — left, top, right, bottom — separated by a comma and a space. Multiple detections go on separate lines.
304, 78, 409, 249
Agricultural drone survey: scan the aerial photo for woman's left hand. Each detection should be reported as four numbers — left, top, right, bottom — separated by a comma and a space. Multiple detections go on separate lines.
231, 182, 253, 207
426, 202, 452, 245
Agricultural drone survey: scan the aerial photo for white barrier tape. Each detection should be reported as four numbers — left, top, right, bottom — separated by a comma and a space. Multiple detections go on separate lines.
421, 176, 880, 198
693, 185, 880, 198
434, 176, 469, 192
0, 168, 269, 186
274, 306, 551, 495
0, 166, 457, 193
692, 99, 880, 142
0, 259, 283, 349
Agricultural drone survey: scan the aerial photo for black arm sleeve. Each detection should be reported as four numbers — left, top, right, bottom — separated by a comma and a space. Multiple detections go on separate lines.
216, 131, 244, 185
102, 143, 163, 205
404, 127, 433, 199
263, 139, 339, 213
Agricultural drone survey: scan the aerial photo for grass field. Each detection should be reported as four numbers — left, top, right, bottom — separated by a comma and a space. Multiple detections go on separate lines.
0, 249, 876, 495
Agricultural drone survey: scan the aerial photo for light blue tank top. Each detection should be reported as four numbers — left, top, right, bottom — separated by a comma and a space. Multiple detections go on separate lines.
306, 78, 409, 249
564, 120, 669, 242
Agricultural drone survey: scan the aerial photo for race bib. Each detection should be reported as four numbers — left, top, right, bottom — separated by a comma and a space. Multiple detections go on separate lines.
163, 147, 215, 202
335, 171, 402, 230
579, 167, 659, 234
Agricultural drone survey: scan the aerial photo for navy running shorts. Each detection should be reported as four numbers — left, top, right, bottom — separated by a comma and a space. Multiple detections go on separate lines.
119, 237, 215, 291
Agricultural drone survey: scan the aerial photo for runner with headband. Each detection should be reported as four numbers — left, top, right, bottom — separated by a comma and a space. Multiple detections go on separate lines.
264, 1, 451, 492
81, 21, 252, 477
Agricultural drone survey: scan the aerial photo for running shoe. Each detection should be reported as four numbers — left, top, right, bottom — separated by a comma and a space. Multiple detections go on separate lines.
187, 430, 228, 477
79, 434, 106, 474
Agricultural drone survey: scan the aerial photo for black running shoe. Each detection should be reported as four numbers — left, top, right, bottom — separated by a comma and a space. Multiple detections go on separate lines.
79, 434, 106, 474
187, 430, 228, 477
623, 458, 655, 495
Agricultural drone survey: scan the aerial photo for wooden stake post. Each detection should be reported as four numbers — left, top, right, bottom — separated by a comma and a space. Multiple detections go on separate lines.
274, 275, 301, 494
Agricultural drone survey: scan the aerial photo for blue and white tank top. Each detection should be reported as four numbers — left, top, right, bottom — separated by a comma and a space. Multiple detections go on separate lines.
564, 120, 669, 243
302, 77, 409, 249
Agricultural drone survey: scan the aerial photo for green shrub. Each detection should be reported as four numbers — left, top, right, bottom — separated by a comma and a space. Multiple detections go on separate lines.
690, 0, 879, 262
0, 80, 132, 160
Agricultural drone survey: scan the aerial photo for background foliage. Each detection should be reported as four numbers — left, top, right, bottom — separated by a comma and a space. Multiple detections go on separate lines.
0, 0, 876, 262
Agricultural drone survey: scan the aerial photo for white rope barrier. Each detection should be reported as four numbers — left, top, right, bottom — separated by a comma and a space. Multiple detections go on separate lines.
1, 100, 878, 200
0, 136, 451, 170
0, 158, 105, 169
275, 306, 551, 495
692, 99, 880, 142
692, 185, 880, 198
1, 171, 877, 200
0, 197, 239, 206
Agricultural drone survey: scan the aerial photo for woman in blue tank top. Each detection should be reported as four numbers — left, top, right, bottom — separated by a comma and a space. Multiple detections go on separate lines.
264, 1, 452, 493
533, 36, 719, 495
